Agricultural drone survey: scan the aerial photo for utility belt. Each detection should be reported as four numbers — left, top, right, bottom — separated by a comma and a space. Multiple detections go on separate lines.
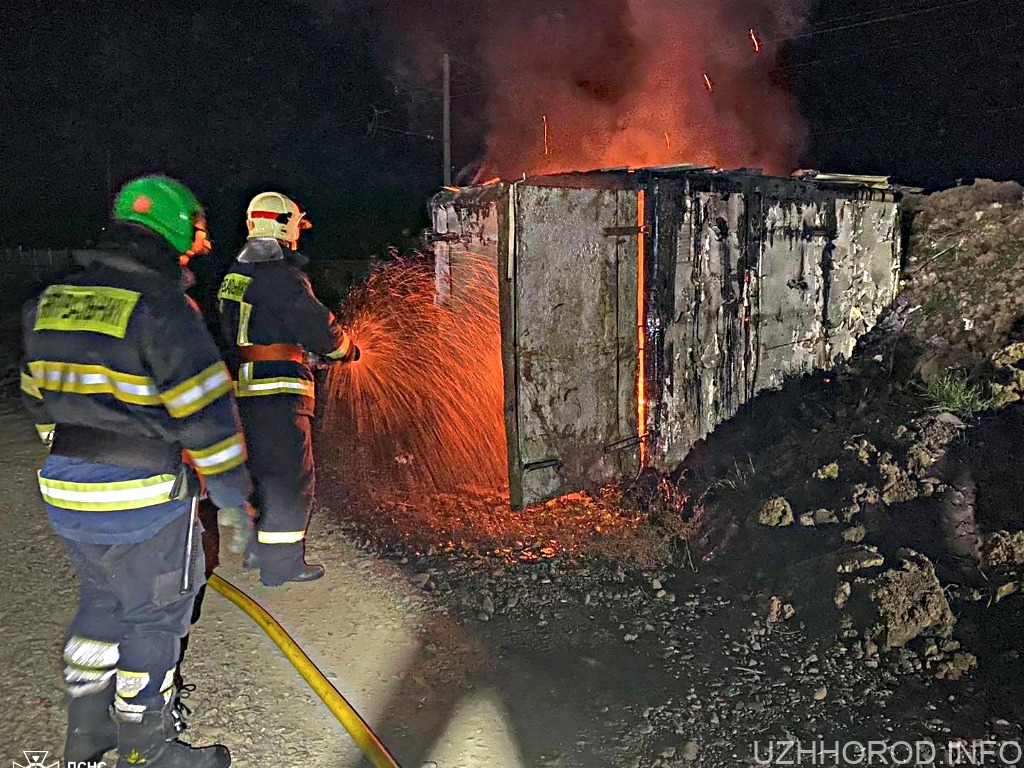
51, 424, 184, 476
236, 343, 305, 364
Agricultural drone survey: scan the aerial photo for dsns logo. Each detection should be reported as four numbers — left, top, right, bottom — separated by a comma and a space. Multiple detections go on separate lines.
13, 752, 107, 768
13, 753, 58, 768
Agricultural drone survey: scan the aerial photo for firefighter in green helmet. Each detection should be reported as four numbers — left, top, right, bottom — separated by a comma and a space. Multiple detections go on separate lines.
21, 175, 251, 767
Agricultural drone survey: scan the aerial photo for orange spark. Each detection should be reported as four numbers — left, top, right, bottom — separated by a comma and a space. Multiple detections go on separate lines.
318, 247, 687, 562
702, 72, 713, 93
323, 252, 508, 499
749, 28, 762, 53
542, 115, 550, 156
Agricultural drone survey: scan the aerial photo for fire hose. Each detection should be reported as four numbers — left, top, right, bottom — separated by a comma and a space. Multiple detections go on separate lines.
206, 573, 403, 768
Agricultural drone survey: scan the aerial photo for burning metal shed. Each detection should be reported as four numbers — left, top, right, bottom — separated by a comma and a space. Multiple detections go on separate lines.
427, 166, 902, 509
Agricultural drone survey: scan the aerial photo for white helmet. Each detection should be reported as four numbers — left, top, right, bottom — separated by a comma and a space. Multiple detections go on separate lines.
245, 191, 312, 245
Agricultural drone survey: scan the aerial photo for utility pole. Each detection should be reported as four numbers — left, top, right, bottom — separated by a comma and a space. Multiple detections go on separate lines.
442, 52, 451, 186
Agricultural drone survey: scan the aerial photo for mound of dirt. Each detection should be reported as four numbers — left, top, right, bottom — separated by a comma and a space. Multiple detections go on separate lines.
899, 180, 1024, 380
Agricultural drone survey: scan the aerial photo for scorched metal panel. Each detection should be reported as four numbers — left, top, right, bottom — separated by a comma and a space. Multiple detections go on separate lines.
510, 184, 641, 508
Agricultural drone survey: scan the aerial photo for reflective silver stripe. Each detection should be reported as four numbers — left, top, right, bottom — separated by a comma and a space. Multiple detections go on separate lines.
240, 380, 312, 394
190, 442, 244, 470
65, 665, 116, 684
258, 530, 306, 544
64, 636, 119, 669
164, 367, 231, 413
40, 369, 159, 398
236, 363, 315, 398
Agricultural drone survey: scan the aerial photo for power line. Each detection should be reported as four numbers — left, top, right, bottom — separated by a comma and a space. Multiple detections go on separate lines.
809, 103, 1024, 137
786, 19, 1020, 71
786, 0, 986, 41
443, 0, 999, 100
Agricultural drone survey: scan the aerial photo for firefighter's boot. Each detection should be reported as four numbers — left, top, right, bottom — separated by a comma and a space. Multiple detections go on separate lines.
114, 703, 230, 768
260, 563, 325, 587
64, 685, 117, 762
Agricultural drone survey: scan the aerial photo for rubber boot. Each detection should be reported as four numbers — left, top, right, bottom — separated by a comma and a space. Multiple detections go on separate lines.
260, 563, 324, 587
114, 704, 229, 768
64, 685, 117, 762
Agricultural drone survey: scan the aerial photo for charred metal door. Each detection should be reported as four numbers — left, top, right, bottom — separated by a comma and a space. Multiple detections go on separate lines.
753, 198, 835, 391
648, 184, 753, 472
503, 184, 641, 509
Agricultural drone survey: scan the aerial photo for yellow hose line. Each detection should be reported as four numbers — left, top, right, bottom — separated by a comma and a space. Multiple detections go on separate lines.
207, 573, 403, 768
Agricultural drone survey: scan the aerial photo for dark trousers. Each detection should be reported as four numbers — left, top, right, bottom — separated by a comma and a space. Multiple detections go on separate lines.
239, 396, 315, 585
62, 514, 204, 714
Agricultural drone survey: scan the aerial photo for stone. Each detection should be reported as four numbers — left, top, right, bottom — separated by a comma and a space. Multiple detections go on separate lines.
813, 508, 840, 525
843, 525, 867, 543
757, 497, 794, 527
982, 530, 1024, 568
835, 581, 851, 608
852, 550, 956, 650
815, 462, 840, 480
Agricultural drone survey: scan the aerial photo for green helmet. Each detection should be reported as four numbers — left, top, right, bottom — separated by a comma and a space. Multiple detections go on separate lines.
113, 175, 204, 254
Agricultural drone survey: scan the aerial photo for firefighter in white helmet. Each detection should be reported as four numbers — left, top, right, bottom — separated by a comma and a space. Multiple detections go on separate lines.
216, 191, 358, 586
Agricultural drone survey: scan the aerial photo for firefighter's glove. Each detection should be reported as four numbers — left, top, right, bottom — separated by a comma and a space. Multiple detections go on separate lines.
217, 503, 256, 555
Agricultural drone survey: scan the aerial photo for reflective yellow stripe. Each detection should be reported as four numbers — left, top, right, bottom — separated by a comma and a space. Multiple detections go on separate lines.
235, 363, 315, 399
258, 530, 306, 544
325, 334, 353, 360
34, 285, 141, 339
160, 362, 232, 419
217, 273, 254, 347
115, 670, 150, 700
27, 361, 161, 406
186, 433, 246, 476
38, 472, 177, 512
238, 302, 253, 346
35, 423, 56, 444
20, 371, 42, 399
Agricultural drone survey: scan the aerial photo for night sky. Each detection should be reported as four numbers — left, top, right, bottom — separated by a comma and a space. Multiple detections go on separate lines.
2, 0, 1022, 258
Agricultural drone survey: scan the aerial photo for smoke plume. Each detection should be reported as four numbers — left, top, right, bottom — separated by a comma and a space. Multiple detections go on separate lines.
352, 0, 813, 179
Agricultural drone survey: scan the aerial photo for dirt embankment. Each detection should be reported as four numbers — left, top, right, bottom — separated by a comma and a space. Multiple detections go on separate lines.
899, 179, 1024, 381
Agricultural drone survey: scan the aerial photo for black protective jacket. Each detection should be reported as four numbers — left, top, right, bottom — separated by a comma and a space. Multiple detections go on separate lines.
217, 238, 352, 417
21, 230, 251, 511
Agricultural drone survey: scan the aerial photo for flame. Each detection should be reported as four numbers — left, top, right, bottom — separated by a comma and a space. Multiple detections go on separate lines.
485, 1, 807, 176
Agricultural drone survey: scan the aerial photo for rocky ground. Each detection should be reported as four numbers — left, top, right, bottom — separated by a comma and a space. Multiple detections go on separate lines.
3, 180, 1024, 768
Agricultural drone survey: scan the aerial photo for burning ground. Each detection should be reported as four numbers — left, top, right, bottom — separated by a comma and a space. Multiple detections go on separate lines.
312, 180, 1024, 765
